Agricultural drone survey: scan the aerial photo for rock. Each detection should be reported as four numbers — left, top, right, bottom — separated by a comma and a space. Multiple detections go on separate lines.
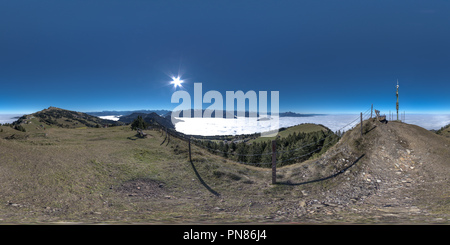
299, 201, 306, 207
325, 203, 338, 207
311, 203, 325, 209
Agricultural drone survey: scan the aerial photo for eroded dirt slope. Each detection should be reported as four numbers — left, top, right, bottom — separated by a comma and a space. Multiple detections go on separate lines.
273, 118, 450, 223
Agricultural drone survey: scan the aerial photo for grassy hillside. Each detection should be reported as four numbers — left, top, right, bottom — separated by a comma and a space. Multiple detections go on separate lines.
436, 124, 450, 138
249, 123, 328, 144
0, 125, 276, 223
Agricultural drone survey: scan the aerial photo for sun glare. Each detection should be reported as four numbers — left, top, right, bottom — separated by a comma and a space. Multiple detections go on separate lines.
171, 76, 183, 88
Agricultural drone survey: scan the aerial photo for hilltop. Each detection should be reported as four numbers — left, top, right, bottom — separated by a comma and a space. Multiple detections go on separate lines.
278, 117, 450, 222
0, 113, 449, 224
11, 107, 125, 131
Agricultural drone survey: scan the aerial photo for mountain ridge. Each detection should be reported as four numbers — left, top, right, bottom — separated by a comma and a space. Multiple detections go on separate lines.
86, 109, 325, 118
118, 112, 175, 129
12, 106, 125, 129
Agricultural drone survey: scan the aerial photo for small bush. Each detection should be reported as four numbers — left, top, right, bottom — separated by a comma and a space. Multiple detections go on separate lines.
213, 170, 225, 178
14, 125, 26, 132
227, 173, 241, 181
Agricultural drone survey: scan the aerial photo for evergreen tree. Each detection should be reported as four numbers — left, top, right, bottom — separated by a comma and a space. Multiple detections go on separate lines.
230, 142, 237, 152
130, 116, 148, 130
260, 143, 273, 168
222, 142, 229, 158
247, 142, 262, 165
235, 142, 248, 163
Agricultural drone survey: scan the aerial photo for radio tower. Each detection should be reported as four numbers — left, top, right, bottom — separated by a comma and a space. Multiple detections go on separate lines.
396, 79, 399, 121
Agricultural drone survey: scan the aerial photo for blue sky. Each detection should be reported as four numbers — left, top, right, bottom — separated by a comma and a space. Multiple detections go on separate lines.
1, 0, 449, 114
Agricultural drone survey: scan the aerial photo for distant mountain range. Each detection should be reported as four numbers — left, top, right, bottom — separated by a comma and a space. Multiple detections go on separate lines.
279, 111, 327, 117
86, 110, 171, 117
118, 112, 175, 129
86, 109, 325, 118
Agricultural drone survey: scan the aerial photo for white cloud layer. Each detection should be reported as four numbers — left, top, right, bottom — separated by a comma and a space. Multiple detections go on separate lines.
99, 115, 122, 121
0, 114, 23, 124
174, 114, 450, 136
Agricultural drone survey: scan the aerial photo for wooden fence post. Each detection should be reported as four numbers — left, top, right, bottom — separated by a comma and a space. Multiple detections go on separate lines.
360, 112, 363, 137
188, 138, 192, 162
271, 140, 277, 185
371, 104, 373, 119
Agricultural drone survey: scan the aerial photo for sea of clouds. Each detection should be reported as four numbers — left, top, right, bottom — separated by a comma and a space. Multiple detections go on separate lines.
98, 115, 122, 121
173, 114, 450, 136
0, 114, 23, 124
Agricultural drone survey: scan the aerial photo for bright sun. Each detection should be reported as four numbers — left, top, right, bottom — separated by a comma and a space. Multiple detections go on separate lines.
171, 76, 183, 88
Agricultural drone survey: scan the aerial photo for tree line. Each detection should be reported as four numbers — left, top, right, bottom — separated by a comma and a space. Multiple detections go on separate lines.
194, 129, 341, 167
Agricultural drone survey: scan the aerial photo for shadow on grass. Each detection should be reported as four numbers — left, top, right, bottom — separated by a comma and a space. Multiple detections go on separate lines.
160, 135, 167, 145
127, 133, 148, 141
189, 160, 220, 197
364, 126, 377, 135
277, 154, 365, 186
160, 133, 219, 196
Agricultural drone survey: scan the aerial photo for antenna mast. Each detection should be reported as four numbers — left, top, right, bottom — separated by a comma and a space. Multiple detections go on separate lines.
396, 79, 399, 121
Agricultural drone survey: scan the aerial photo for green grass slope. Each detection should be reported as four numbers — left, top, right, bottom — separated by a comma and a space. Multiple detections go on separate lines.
249, 123, 328, 144
436, 124, 450, 138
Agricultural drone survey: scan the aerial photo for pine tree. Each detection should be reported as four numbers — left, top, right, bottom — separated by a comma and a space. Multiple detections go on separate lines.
260, 142, 273, 168
235, 142, 248, 163
130, 116, 148, 130
222, 142, 229, 158
247, 143, 262, 165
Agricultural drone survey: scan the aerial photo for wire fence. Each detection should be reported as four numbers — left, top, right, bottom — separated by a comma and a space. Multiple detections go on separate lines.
149, 105, 379, 184
160, 106, 371, 159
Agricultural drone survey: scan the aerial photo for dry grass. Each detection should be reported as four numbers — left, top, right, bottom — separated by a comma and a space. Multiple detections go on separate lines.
0, 125, 275, 223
